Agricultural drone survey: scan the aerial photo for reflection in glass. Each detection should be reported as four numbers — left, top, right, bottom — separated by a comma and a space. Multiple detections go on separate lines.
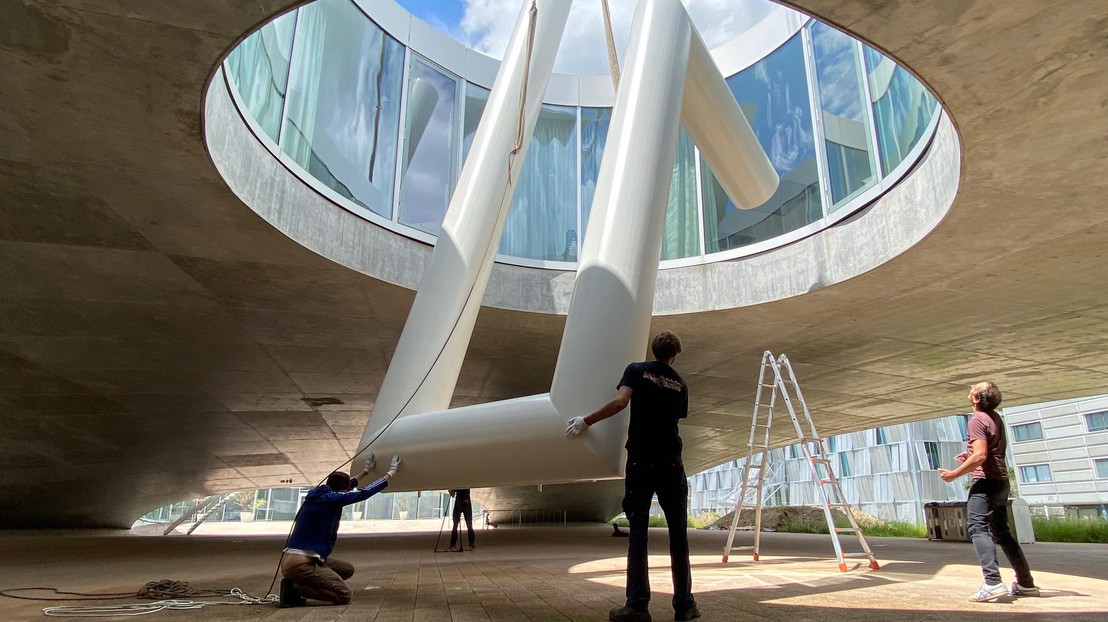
461, 83, 490, 164
663, 129, 699, 260
864, 46, 937, 175
282, 0, 404, 217
702, 34, 821, 253
579, 107, 612, 245
398, 58, 459, 235
224, 10, 297, 141
811, 22, 876, 208
500, 105, 578, 261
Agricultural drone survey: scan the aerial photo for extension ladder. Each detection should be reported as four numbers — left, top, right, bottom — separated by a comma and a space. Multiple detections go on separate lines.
721, 351, 880, 572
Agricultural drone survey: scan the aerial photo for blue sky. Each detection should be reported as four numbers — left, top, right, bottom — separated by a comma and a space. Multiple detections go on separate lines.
394, 0, 785, 76
397, 0, 465, 34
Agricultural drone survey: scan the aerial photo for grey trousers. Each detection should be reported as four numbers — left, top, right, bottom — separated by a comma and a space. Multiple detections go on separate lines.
282, 557, 355, 605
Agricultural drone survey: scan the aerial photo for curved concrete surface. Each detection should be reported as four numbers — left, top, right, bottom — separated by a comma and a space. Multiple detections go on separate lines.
1, 0, 1107, 527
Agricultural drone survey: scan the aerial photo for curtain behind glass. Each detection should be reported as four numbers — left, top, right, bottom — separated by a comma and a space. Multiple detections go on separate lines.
811, 22, 876, 209
282, 0, 404, 218
499, 105, 578, 261
580, 109, 698, 261
702, 34, 822, 254
662, 129, 699, 260
398, 59, 459, 236
863, 46, 938, 176
579, 107, 611, 246
224, 11, 297, 141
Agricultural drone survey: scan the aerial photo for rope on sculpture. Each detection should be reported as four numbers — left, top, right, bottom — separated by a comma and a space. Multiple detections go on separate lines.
600, 0, 620, 89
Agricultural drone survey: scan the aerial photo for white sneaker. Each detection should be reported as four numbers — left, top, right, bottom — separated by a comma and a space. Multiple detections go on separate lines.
1010, 582, 1040, 597
970, 583, 1009, 602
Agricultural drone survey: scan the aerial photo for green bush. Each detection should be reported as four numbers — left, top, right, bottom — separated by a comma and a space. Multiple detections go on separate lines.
688, 512, 721, 529
1032, 516, 1108, 543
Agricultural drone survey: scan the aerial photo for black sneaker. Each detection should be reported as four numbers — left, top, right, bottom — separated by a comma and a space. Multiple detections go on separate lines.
674, 604, 701, 621
610, 605, 652, 622
279, 578, 306, 608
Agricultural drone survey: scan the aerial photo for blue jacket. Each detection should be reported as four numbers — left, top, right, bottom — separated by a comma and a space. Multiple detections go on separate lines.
286, 476, 388, 559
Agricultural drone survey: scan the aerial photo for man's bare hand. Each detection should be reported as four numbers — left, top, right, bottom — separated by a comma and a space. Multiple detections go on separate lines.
954, 451, 968, 463
938, 468, 957, 482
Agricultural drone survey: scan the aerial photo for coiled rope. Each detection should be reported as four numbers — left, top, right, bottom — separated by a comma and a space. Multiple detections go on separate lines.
1, 580, 276, 617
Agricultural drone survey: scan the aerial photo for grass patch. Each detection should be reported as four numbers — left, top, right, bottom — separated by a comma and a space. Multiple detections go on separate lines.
1032, 516, 1108, 543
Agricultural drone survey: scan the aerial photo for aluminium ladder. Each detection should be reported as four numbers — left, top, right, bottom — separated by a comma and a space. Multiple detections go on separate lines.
721, 351, 880, 572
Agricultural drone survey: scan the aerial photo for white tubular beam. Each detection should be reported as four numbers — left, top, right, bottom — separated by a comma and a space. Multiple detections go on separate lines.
682, 23, 778, 209
352, 394, 617, 489
549, 0, 694, 474
354, 1, 570, 464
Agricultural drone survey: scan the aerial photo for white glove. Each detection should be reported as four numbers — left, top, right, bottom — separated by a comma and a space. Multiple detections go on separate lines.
565, 417, 588, 439
364, 453, 376, 472
387, 455, 401, 478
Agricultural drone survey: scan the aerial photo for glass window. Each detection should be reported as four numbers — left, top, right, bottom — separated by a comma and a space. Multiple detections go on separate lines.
924, 441, 940, 470
1096, 458, 1108, 479
1086, 411, 1108, 432
1019, 464, 1052, 483
461, 82, 490, 164
702, 34, 822, 253
398, 57, 460, 235
224, 10, 297, 141
579, 107, 612, 247
863, 45, 938, 176
499, 104, 578, 261
839, 452, 852, 477
810, 22, 877, 208
875, 427, 886, 445
1012, 422, 1044, 442
282, 0, 404, 217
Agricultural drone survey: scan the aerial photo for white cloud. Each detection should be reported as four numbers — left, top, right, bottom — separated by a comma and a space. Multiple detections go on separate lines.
455, 0, 790, 75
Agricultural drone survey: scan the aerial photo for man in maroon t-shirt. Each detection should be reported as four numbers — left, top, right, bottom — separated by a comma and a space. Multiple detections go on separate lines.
939, 381, 1038, 602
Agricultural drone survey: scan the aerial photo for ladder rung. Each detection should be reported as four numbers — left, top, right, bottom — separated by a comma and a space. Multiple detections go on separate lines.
842, 552, 875, 558
834, 527, 858, 533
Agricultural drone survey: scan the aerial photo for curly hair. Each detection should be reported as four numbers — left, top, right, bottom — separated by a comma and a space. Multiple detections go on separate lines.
973, 381, 1002, 411
651, 331, 682, 361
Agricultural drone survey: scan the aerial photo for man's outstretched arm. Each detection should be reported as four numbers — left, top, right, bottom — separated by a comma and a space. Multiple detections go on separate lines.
566, 386, 633, 438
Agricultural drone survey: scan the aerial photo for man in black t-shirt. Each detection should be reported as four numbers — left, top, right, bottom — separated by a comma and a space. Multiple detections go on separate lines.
565, 331, 699, 622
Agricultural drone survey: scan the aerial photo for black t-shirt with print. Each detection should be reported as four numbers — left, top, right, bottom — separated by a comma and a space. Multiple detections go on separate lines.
618, 360, 689, 460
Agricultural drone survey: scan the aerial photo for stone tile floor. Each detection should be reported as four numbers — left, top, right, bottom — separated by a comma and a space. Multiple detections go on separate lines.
1, 522, 1105, 620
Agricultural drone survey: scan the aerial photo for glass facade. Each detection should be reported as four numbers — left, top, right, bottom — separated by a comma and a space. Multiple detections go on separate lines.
224, 11, 297, 141
499, 105, 579, 261
810, 21, 877, 208
282, 0, 404, 218
702, 34, 821, 253
225, 0, 940, 267
863, 45, 938, 176
399, 57, 460, 235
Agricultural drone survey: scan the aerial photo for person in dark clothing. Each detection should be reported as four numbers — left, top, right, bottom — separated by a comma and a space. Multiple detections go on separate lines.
448, 488, 476, 551
565, 331, 699, 622
279, 455, 401, 607
940, 381, 1037, 602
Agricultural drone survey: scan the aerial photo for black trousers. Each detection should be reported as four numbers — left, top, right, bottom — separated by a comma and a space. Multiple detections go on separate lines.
622, 455, 695, 611
450, 500, 475, 547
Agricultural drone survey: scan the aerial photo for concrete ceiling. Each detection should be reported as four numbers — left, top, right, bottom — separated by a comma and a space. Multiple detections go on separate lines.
1, 0, 1106, 527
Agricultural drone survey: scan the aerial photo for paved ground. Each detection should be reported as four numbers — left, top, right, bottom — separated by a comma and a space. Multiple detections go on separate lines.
1, 522, 1106, 621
